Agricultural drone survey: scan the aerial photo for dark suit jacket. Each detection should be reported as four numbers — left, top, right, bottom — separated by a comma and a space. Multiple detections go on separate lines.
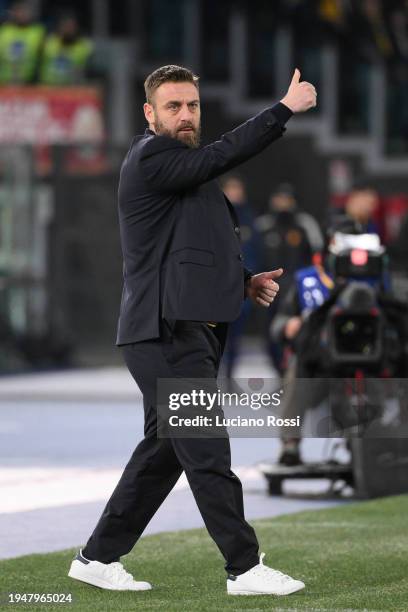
116, 103, 291, 345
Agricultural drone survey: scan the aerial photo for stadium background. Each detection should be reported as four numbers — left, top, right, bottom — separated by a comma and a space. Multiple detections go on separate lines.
0, 0, 407, 370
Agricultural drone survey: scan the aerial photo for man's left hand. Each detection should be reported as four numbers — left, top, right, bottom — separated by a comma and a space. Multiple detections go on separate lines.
245, 269, 283, 307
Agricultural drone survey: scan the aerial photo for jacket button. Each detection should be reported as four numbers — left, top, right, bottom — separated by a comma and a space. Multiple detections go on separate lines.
234, 226, 240, 235
238, 254, 243, 261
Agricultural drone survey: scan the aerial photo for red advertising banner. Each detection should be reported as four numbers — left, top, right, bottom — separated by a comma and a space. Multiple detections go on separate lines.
0, 86, 104, 144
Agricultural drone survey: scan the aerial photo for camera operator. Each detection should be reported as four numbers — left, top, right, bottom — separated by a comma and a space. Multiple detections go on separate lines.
342, 178, 380, 235
271, 217, 406, 466
255, 183, 323, 374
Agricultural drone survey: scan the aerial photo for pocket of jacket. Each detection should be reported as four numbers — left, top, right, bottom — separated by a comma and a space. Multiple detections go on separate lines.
173, 247, 215, 267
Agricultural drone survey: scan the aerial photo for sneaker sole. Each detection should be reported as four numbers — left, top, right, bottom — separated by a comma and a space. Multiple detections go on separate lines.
228, 584, 305, 596
68, 566, 151, 591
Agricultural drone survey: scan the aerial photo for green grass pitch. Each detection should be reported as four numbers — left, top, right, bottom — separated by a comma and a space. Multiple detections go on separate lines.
1, 494, 407, 611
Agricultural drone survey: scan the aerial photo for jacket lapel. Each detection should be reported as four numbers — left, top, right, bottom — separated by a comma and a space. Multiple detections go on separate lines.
223, 194, 239, 227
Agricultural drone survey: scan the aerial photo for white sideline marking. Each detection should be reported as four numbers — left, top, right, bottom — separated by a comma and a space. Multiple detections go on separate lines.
0, 465, 263, 515
0, 367, 140, 400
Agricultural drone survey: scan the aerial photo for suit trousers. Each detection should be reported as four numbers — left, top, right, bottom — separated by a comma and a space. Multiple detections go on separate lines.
82, 319, 260, 575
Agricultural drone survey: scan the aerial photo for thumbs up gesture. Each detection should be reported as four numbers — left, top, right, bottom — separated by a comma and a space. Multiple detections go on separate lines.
281, 68, 317, 113
245, 268, 283, 307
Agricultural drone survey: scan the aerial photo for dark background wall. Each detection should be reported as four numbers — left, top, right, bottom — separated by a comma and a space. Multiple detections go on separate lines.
49, 164, 123, 364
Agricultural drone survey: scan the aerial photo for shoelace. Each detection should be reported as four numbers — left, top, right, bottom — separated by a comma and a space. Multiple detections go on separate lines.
105, 562, 134, 585
254, 553, 293, 583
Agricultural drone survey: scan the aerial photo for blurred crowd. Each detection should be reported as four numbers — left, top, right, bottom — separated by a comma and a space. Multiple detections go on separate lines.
0, 1, 92, 85
245, 0, 408, 146
259, 0, 408, 66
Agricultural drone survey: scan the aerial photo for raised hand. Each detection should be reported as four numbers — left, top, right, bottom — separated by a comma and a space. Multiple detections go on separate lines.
280, 68, 317, 113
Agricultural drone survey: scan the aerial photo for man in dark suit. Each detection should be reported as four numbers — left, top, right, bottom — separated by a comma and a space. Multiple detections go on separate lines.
69, 64, 316, 595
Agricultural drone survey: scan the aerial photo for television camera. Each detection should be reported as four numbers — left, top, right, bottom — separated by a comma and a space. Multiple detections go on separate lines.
261, 231, 408, 498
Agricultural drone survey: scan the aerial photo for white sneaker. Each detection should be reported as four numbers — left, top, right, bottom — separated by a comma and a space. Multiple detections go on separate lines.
68, 550, 152, 591
227, 552, 305, 596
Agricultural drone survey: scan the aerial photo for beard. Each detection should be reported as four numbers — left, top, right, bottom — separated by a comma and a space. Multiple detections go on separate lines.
154, 118, 201, 149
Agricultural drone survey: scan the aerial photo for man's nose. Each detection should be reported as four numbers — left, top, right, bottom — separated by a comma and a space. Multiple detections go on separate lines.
179, 104, 194, 121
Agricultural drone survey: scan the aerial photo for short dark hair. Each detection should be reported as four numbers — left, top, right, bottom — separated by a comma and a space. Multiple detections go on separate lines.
271, 182, 296, 198
144, 65, 199, 104
350, 176, 376, 192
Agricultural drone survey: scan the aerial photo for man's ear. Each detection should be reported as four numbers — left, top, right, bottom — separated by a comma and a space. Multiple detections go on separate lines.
143, 102, 154, 127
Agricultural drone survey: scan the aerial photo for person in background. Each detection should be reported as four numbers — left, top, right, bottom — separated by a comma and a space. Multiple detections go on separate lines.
343, 178, 380, 235
221, 175, 260, 378
0, 1, 45, 84
40, 13, 92, 85
256, 182, 323, 373
271, 217, 389, 466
